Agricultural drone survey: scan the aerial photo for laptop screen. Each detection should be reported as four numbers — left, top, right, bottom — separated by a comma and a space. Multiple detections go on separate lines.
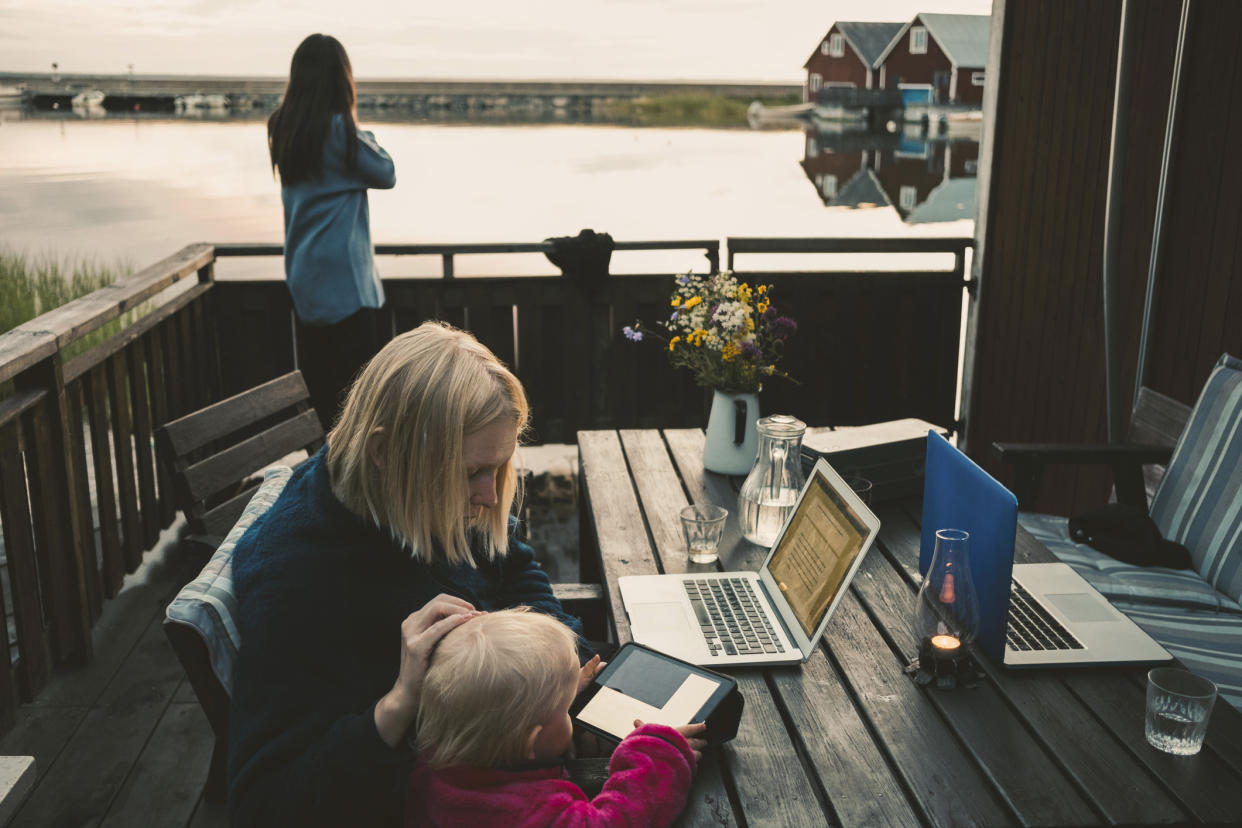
765, 470, 872, 637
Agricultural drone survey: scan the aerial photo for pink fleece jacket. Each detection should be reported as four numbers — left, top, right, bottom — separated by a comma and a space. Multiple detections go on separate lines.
406, 723, 697, 828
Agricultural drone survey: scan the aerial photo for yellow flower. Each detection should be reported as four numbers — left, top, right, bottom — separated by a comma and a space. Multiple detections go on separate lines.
737, 283, 752, 303
757, 284, 768, 295
757, 300, 769, 314
764, 365, 775, 375
684, 296, 702, 309
669, 336, 681, 351
670, 296, 680, 307
745, 317, 755, 332
722, 343, 740, 361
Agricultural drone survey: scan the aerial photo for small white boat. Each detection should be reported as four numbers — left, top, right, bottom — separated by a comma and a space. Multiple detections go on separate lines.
71, 89, 106, 109
0, 86, 23, 108
747, 100, 813, 128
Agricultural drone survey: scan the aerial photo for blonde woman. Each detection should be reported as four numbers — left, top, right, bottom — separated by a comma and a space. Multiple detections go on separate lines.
408, 609, 705, 827
228, 322, 599, 828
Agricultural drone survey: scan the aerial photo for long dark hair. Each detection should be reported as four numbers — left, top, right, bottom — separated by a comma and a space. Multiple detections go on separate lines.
268, 34, 359, 186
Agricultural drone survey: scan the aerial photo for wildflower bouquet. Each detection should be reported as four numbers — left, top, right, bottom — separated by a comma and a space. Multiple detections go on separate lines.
623, 270, 797, 394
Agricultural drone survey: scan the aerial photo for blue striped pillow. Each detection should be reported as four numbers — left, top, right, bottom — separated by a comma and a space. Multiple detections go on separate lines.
1020, 512, 1242, 614
165, 465, 292, 696
1149, 354, 1242, 603
1114, 601, 1242, 712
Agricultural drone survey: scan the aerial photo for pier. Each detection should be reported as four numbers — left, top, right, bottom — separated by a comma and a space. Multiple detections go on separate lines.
0, 71, 801, 115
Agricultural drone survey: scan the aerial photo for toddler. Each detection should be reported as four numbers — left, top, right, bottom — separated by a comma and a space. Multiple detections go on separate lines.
407, 608, 706, 827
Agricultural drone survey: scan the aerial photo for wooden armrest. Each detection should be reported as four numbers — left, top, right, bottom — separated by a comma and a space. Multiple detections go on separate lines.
991, 441, 1173, 511
552, 583, 607, 642
992, 442, 1173, 465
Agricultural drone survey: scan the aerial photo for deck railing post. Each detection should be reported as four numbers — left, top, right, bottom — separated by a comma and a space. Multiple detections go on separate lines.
12, 353, 93, 664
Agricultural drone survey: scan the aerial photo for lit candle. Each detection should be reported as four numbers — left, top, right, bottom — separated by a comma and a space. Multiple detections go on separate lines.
930, 634, 961, 651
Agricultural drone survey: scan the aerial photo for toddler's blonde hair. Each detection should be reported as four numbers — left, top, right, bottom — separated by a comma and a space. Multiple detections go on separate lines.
416, 608, 580, 769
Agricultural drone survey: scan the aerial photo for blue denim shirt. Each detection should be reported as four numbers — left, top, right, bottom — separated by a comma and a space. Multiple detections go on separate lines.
282, 114, 396, 325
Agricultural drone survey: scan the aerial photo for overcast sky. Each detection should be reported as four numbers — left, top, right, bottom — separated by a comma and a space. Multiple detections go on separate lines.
2, 0, 993, 81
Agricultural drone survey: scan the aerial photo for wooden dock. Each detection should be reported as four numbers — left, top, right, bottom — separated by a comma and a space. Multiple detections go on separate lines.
0, 520, 225, 828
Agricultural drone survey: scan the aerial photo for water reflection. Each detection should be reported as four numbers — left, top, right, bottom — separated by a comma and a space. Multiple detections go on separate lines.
800, 122, 978, 223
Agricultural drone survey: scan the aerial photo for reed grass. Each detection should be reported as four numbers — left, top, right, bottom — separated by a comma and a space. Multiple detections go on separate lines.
1, 246, 134, 335
597, 92, 802, 127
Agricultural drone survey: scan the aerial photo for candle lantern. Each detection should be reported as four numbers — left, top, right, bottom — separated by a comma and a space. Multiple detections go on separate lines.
908, 528, 982, 689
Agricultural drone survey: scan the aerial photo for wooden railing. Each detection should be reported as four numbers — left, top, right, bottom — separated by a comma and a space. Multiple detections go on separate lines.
0, 244, 220, 731
0, 234, 970, 734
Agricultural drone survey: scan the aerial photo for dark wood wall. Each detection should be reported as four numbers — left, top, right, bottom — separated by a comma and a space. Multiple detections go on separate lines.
968, 0, 1242, 516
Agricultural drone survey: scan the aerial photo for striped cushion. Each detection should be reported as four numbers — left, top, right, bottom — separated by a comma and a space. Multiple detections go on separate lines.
1149, 353, 1242, 602
165, 465, 292, 696
1019, 512, 1242, 614
1114, 601, 1242, 712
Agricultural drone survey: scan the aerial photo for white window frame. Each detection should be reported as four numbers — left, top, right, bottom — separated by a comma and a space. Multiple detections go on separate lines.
910, 27, 928, 55
806, 136, 819, 157
821, 174, 838, 198
821, 40, 831, 56
972, 71, 986, 86
809, 73, 822, 93
965, 159, 979, 174
899, 185, 918, 211
829, 33, 845, 57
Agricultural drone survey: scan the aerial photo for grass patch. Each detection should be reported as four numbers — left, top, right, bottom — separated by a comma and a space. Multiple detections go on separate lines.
0, 246, 142, 392
1, 246, 134, 335
597, 93, 802, 128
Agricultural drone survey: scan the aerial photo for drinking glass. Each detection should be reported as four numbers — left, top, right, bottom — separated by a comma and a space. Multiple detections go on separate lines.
680, 504, 728, 564
1145, 667, 1217, 755
844, 476, 873, 505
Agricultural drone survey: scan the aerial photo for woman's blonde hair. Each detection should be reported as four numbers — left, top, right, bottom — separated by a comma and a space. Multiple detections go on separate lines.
326, 321, 529, 565
416, 608, 580, 769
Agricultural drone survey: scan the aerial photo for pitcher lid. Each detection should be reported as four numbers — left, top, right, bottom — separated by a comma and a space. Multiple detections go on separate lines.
757, 413, 806, 437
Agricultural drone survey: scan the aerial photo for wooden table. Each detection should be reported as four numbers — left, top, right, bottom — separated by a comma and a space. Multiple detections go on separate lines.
577, 428, 1242, 827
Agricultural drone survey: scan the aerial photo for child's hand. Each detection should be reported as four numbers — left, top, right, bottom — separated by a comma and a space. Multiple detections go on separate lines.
576, 654, 607, 696
634, 719, 709, 762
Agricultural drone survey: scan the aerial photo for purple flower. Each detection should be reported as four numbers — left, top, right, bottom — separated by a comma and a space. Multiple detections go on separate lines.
741, 341, 763, 360
669, 311, 679, 322
677, 274, 690, 286
769, 316, 797, 340
622, 325, 643, 342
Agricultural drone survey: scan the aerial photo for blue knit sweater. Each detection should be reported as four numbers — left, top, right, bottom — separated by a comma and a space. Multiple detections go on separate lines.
227, 447, 585, 827
282, 113, 395, 325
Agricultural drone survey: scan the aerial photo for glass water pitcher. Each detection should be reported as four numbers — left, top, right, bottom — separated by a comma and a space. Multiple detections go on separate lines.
738, 414, 807, 547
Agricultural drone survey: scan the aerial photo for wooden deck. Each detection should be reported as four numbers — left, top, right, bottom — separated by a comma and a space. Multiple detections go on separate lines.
0, 520, 225, 828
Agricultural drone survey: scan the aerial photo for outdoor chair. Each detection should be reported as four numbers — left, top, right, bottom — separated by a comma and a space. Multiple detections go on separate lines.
155, 370, 326, 551
994, 353, 1242, 709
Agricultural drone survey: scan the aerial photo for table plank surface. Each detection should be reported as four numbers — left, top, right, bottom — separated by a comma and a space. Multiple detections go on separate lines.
576, 428, 1242, 827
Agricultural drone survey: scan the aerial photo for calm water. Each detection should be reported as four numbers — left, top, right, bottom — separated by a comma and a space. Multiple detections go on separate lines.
0, 110, 976, 279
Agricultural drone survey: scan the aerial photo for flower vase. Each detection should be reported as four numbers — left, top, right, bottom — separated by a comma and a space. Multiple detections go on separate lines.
703, 390, 760, 475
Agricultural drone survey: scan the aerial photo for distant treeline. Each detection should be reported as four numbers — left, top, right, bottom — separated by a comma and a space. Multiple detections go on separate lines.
595, 92, 802, 127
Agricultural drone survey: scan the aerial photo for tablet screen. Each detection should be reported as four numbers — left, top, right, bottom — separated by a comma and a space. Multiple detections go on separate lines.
574, 646, 724, 741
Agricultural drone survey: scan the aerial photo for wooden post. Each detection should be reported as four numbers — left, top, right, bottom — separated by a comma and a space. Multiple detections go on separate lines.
13, 355, 94, 663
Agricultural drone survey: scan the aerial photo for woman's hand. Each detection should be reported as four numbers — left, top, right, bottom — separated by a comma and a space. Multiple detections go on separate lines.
374, 594, 478, 747
635, 719, 709, 763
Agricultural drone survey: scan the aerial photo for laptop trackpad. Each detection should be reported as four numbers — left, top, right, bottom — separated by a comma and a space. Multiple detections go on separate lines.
1045, 593, 1115, 622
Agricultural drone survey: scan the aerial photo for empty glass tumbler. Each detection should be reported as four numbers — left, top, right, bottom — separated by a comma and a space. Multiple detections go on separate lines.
738, 414, 806, 547
1145, 667, 1217, 755
680, 504, 728, 564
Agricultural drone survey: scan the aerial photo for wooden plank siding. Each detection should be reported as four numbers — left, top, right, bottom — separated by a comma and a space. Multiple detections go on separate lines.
965, 0, 1242, 516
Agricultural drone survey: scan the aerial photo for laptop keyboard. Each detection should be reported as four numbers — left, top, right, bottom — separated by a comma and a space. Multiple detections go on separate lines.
1007, 581, 1085, 651
683, 577, 787, 657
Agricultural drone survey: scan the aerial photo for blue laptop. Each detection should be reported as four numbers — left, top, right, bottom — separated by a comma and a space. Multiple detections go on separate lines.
920, 432, 1170, 668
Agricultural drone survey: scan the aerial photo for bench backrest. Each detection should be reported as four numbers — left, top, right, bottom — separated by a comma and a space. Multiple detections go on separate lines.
156, 371, 325, 541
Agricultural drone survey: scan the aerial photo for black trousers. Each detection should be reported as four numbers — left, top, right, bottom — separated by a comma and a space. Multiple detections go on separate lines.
296, 307, 385, 430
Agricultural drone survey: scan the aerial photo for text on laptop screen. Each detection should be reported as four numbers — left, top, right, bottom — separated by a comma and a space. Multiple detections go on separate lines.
767, 473, 870, 637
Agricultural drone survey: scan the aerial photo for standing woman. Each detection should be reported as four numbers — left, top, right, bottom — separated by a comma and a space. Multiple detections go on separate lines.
269, 33, 395, 428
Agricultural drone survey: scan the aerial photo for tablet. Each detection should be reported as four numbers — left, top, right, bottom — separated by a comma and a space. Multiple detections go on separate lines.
571, 643, 742, 744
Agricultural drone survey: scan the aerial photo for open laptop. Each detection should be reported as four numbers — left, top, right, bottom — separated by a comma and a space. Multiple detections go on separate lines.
619, 458, 881, 667
921, 431, 1171, 668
